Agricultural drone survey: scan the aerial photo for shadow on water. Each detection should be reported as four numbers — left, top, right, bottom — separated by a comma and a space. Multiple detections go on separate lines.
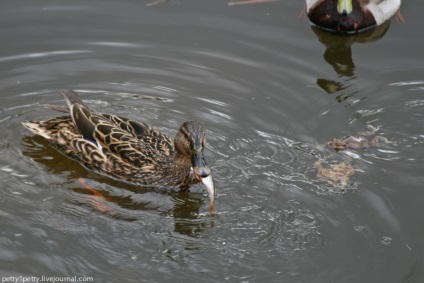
311, 21, 391, 98
21, 134, 213, 237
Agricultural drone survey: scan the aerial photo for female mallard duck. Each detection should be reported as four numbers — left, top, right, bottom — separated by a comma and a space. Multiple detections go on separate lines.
306, 0, 402, 34
22, 90, 215, 210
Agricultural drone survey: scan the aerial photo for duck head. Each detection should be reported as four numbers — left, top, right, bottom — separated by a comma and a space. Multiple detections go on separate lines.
175, 121, 215, 207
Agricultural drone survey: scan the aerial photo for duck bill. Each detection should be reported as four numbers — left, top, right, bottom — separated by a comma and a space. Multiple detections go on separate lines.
192, 151, 211, 177
337, 0, 352, 14
192, 151, 215, 212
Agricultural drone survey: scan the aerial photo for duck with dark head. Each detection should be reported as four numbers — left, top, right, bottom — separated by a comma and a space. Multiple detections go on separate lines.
306, 0, 401, 34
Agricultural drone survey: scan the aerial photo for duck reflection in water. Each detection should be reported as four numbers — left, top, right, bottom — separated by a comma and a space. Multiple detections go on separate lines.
310, 21, 390, 97
22, 135, 213, 237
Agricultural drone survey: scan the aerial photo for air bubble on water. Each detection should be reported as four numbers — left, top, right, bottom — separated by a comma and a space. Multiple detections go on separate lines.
381, 237, 392, 246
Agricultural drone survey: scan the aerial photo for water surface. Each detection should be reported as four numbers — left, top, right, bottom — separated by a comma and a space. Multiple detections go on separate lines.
1, 0, 423, 282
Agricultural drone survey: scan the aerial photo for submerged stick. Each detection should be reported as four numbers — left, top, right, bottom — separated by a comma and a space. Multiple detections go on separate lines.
227, 0, 279, 6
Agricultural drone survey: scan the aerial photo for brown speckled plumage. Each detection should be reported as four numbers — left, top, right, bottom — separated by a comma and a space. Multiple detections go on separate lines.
22, 90, 215, 194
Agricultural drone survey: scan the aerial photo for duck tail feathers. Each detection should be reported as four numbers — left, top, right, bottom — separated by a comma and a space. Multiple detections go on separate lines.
60, 90, 87, 109
22, 121, 52, 140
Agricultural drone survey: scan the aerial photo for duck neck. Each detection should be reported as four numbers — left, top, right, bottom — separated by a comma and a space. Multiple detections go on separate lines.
170, 153, 198, 189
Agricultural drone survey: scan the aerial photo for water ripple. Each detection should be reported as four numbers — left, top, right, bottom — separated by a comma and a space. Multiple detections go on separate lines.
0, 0, 422, 280
258, 207, 325, 252
0, 50, 91, 63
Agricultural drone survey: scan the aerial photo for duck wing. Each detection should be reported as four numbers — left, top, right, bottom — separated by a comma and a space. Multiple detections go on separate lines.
61, 90, 174, 166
